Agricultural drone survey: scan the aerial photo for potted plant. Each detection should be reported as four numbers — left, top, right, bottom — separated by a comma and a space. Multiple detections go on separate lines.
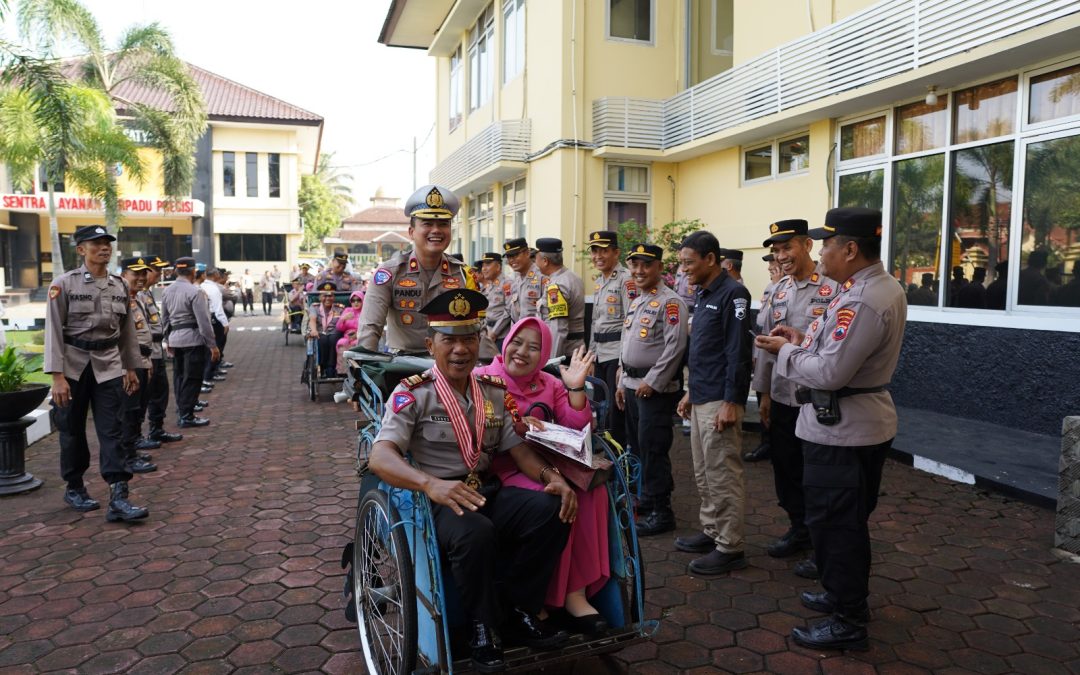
0, 346, 50, 423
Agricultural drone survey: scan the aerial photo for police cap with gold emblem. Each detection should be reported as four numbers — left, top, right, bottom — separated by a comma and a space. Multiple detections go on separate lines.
149, 255, 170, 268
626, 243, 663, 262
74, 225, 116, 244
317, 281, 338, 293
405, 184, 460, 220
502, 237, 529, 257
762, 219, 809, 247
332, 252, 349, 263
535, 238, 563, 254
420, 288, 489, 335
482, 252, 502, 264
120, 256, 152, 272
809, 207, 883, 240
588, 231, 619, 249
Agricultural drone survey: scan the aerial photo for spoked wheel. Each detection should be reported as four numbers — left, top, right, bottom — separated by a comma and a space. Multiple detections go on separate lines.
353, 490, 417, 675
309, 361, 318, 401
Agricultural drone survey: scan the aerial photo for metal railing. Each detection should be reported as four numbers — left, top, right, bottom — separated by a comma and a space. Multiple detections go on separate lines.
594, 0, 1080, 151
429, 119, 531, 189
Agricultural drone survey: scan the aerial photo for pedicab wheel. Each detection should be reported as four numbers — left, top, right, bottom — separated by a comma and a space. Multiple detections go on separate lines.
354, 490, 417, 675
308, 361, 318, 401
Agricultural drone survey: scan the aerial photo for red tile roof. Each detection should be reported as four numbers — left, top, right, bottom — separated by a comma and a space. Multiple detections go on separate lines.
342, 206, 409, 226
330, 229, 411, 243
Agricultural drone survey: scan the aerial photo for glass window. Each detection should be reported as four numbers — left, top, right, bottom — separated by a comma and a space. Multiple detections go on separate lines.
246, 153, 258, 197
778, 135, 810, 173
890, 154, 945, 306
895, 98, 948, 154
609, 0, 652, 42
223, 151, 235, 197
953, 77, 1018, 144
450, 46, 464, 130
946, 141, 1013, 309
606, 164, 649, 194
218, 234, 286, 261
605, 162, 649, 226
502, 177, 526, 240
469, 5, 495, 112
468, 191, 495, 262
503, 0, 525, 84
840, 116, 886, 161
268, 153, 280, 198
1029, 63, 1080, 125
838, 169, 884, 210
607, 201, 647, 226
1020, 134, 1080, 308
744, 145, 772, 181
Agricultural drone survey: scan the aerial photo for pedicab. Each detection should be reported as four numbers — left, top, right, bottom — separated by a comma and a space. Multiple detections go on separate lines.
299, 288, 355, 401
281, 301, 304, 345
338, 348, 658, 674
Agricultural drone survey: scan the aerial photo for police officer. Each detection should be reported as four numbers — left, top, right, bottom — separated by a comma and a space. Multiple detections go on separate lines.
141, 256, 183, 444
368, 288, 574, 672
673, 268, 697, 313
161, 257, 218, 427
479, 252, 511, 360
118, 257, 159, 474
757, 207, 907, 650
502, 237, 544, 323
308, 281, 344, 377
534, 238, 586, 361
286, 277, 306, 332
744, 253, 782, 463
720, 248, 745, 284
752, 220, 838, 560
296, 262, 316, 289
44, 225, 148, 522
674, 231, 753, 574
588, 230, 635, 447
316, 252, 360, 291
357, 184, 477, 353
614, 244, 688, 537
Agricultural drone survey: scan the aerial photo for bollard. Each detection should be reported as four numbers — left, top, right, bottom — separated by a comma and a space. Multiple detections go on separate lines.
1055, 416, 1080, 555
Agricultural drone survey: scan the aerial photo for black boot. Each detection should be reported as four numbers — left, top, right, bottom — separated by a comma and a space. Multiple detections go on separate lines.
470, 621, 505, 673
635, 508, 675, 537
63, 486, 100, 512
149, 426, 183, 443
800, 591, 871, 624
791, 615, 869, 651
124, 456, 158, 474
794, 558, 819, 579
502, 607, 568, 650
134, 437, 161, 451
106, 482, 149, 522
767, 526, 812, 558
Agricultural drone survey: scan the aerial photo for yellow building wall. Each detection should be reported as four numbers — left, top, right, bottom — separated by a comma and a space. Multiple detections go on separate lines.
733, 0, 877, 66
212, 126, 300, 211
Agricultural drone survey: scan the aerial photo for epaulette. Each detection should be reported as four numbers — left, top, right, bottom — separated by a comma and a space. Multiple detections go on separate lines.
477, 374, 507, 389
402, 372, 433, 390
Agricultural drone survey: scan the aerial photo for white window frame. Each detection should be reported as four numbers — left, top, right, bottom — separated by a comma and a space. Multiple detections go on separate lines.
469, 4, 495, 112
449, 45, 464, 132
740, 131, 811, 186
711, 0, 733, 57
604, 161, 651, 226
606, 0, 655, 46
502, 176, 527, 242
1021, 55, 1080, 134
502, 0, 525, 84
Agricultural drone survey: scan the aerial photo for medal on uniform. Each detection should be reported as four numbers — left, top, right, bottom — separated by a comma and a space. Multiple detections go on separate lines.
465, 471, 482, 490
431, 366, 487, 489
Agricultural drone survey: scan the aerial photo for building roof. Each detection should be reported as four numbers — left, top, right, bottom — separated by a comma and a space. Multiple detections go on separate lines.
342, 206, 410, 226
329, 229, 411, 244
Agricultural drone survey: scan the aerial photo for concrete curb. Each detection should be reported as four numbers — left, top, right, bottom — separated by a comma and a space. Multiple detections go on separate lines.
26, 408, 52, 446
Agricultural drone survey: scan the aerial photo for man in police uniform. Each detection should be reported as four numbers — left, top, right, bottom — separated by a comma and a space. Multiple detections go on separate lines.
588, 231, 634, 447
316, 252, 360, 291
45, 225, 148, 522
118, 257, 158, 474
534, 238, 586, 361
757, 207, 907, 650
502, 237, 544, 324
744, 253, 782, 463
161, 257, 218, 427
753, 220, 838, 561
357, 184, 477, 353
369, 288, 574, 672
615, 244, 688, 537
296, 263, 316, 289
141, 256, 183, 444
720, 248, 745, 284
479, 252, 511, 360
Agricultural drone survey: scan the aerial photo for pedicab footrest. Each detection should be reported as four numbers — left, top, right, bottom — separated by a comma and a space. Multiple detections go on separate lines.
449, 626, 651, 672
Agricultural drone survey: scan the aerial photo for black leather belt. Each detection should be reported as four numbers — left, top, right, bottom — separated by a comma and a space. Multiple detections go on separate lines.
622, 365, 650, 378
568, 331, 585, 340
64, 336, 119, 351
139, 345, 153, 357
593, 332, 621, 343
795, 386, 887, 404
169, 322, 197, 331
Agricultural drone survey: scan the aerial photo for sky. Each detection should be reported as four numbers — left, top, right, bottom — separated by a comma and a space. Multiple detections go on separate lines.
3, 0, 437, 215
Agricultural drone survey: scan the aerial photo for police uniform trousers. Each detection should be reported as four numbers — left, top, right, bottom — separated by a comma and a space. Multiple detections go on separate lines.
203, 320, 227, 380
316, 331, 340, 373
432, 485, 569, 627
146, 357, 170, 427
769, 401, 806, 531
52, 363, 132, 487
173, 345, 207, 419
802, 439, 890, 616
121, 368, 150, 456
594, 360, 626, 449
622, 388, 681, 511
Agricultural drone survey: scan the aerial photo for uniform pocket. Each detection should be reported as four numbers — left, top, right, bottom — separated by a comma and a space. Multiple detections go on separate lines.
422, 423, 455, 444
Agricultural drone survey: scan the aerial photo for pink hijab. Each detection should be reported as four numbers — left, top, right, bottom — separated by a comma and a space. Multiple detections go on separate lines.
478, 316, 552, 401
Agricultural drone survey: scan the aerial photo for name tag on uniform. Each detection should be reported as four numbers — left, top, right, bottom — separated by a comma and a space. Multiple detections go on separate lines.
705, 304, 718, 310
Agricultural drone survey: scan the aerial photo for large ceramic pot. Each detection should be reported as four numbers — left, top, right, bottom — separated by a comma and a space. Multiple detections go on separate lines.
0, 384, 50, 423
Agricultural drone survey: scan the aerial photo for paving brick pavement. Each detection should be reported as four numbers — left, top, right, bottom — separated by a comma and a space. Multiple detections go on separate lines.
1, 316, 1078, 674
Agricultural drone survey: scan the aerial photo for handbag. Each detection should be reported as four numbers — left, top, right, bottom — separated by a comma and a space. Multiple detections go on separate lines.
533, 444, 613, 492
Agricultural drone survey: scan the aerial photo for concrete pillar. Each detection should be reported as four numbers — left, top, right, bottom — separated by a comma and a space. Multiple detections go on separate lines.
1055, 416, 1080, 554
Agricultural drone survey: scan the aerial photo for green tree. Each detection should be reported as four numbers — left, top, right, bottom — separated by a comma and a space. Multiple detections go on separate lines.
314, 151, 354, 217
299, 173, 341, 251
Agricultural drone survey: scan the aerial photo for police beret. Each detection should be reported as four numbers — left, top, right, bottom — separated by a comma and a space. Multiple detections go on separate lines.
405, 184, 459, 220
74, 225, 115, 244
626, 243, 663, 261
120, 256, 152, 272
535, 238, 563, 254
720, 248, 744, 261
809, 207, 883, 240
588, 231, 619, 248
762, 219, 809, 247
482, 252, 502, 264
503, 238, 529, 257
419, 288, 488, 335
174, 256, 197, 270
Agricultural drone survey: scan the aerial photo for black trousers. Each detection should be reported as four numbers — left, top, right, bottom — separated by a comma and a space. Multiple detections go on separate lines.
432, 486, 569, 626
623, 387, 681, 510
769, 400, 805, 529
173, 345, 207, 420
318, 331, 340, 372
242, 289, 254, 312
121, 368, 150, 456
203, 321, 226, 380
595, 359, 626, 449
262, 291, 274, 315
288, 305, 303, 330
802, 439, 890, 615
146, 357, 169, 427
52, 363, 131, 487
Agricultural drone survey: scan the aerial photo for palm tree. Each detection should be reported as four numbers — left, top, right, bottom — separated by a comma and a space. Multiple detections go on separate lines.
314, 151, 355, 217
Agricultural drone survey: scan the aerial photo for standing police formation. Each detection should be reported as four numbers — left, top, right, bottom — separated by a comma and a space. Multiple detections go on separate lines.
161, 257, 218, 427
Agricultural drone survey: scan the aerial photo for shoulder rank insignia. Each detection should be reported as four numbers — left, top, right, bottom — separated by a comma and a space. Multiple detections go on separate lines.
478, 374, 507, 389
810, 272, 820, 283
402, 372, 433, 390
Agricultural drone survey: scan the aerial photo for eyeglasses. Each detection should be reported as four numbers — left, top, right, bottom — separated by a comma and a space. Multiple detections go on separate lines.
351, 298, 363, 303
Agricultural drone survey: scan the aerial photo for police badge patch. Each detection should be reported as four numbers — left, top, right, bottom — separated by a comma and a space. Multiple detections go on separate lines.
373, 269, 392, 285
733, 298, 748, 320
391, 391, 415, 413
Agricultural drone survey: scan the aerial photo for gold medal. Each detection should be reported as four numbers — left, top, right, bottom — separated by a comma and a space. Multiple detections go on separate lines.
465, 471, 482, 490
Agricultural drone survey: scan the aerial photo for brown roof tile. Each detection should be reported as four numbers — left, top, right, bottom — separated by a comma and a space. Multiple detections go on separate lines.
342, 206, 410, 226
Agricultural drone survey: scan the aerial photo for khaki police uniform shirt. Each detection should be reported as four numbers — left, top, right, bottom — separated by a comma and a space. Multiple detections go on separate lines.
358, 251, 475, 353
752, 265, 838, 406
777, 262, 907, 446
315, 268, 360, 292
139, 289, 164, 360
160, 277, 217, 350
619, 285, 689, 394
540, 266, 586, 360
480, 277, 512, 360
509, 263, 545, 323
129, 295, 153, 370
44, 265, 141, 381
375, 372, 523, 479
591, 266, 636, 363
674, 270, 698, 311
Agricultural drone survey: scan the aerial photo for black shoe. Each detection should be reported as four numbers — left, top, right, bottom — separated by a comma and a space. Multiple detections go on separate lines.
196, 400, 209, 408
767, 527, 812, 558
193, 404, 206, 412
219, 361, 235, 369
63, 486, 100, 512
200, 385, 214, 393
136, 452, 153, 462
106, 482, 149, 522
800, 591, 871, 623
211, 374, 227, 381
134, 437, 161, 451
470, 621, 505, 673
689, 549, 747, 575
635, 510, 675, 537
791, 615, 869, 651
794, 558, 819, 580
742, 442, 771, 462
149, 428, 183, 443
201, 381, 215, 388
563, 612, 609, 636
177, 416, 210, 428
125, 457, 158, 474
502, 608, 568, 650
674, 531, 715, 553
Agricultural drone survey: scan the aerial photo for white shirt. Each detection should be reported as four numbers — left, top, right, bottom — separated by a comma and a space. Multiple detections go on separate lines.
200, 280, 229, 326
240, 274, 254, 291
